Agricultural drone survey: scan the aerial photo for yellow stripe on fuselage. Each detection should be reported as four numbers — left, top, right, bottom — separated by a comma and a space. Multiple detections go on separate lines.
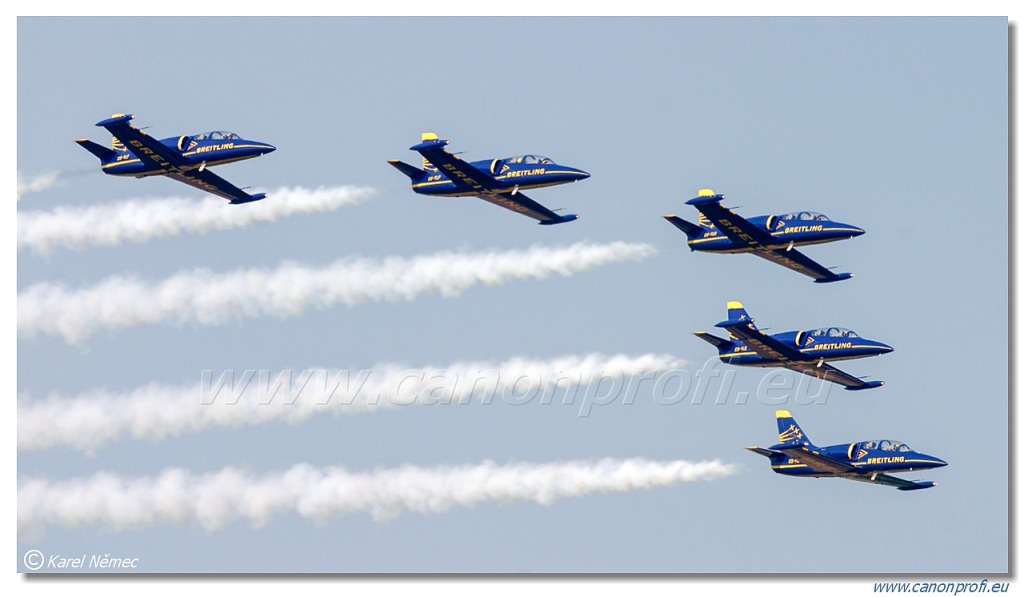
771, 463, 810, 470
494, 169, 579, 180
180, 143, 271, 158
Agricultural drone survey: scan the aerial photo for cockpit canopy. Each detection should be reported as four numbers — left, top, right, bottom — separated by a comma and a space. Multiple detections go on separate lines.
502, 155, 554, 165
807, 327, 859, 338
191, 131, 239, 141
860, 440, 912, 452
779, 211, 830, 222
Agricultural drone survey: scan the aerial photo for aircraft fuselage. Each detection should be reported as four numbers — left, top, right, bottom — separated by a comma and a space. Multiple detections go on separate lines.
768, 442, 948, 478
409, 158, 589, 197
688, 215, 865, 254
100, 135, 276, 178
718, 330, 893, 367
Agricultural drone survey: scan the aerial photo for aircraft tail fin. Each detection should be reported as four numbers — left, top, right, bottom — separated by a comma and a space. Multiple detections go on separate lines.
726, 301, 751, 323
715, 301, 758, 333
96, 113, 133, 151
75, 138, 117, 162
775, 410, 813, 447
419, 132, 439, 172
388, 159, 425, 181
685, 188, 724, 219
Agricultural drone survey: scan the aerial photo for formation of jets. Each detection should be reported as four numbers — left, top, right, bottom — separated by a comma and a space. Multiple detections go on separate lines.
75, 114, 944, 491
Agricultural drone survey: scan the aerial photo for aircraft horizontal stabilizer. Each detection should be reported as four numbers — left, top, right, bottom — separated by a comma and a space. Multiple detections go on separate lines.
75, 139, 117, 161
745, 446, 779, 458
663, 215, 704, 236
410, 136, 448, 152
715, 318, 748, 329
388, 159, 425, 181
694, 331, 733, 350
94, 113, 135, 128
685, 193, 725, 207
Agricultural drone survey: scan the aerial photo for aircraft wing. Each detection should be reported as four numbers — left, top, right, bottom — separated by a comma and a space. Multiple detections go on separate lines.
476, 189, 574, 224
778, 446, 856, 474
782, 447, 934, 489
165, 169, 266, 204
844, 473, 936, 491
688, 195, 848, 283
414, 139, 573, 224
783, 360, 884, 391
718, 320, 808, 363
752, 247, 851, 283
688, 196, 780, 248
95, 114, 187, 174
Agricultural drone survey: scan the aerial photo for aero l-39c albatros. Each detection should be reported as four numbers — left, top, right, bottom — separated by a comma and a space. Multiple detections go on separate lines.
748, 410, 947, 490
77, 113, 276, 204
665, 188, 865, 283
695, 301, 892, 391
389, 132, 589, 225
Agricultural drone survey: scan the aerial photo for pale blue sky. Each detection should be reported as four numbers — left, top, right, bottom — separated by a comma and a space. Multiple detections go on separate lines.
14, 15, 1009, 583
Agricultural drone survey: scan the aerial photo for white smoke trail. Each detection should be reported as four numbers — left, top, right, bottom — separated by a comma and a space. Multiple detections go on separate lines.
17, 170, 61, 200
18, 458, 739, 534
18, 353, 684, 452
17, 185, 375, 253
18, 241, 656, 344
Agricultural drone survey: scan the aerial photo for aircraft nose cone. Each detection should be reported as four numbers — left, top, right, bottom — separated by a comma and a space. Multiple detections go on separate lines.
878, 342, 895, 353
262, 143, 277, 154
575, 169, 591, 181
851, 226, 866, 236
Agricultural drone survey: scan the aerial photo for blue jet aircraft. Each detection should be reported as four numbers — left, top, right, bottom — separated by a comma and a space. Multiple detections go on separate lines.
664, 189, 865, 283
695, 301, 892, 391
748, 410, 947, 490
77, 114, 276, 204
389, 133, 589, 225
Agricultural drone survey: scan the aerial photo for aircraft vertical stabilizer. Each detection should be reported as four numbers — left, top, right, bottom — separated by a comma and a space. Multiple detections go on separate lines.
775, 410, 812, 447
420, 132, 439, 171
726, 301, 753, 326
695, 190, 716, 226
